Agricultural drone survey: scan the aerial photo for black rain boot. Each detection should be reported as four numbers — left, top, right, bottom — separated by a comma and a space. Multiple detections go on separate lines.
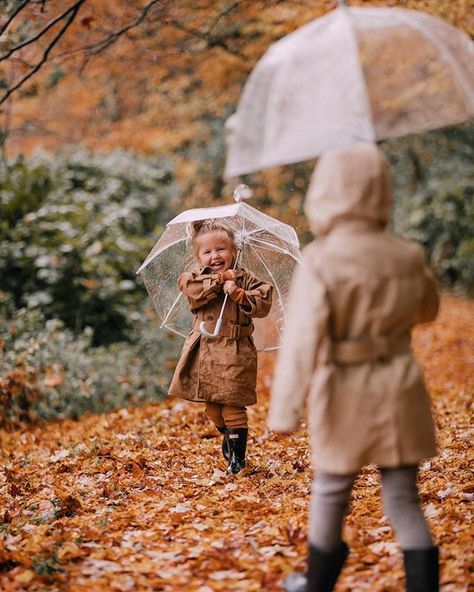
285, 542, 349, 592
227, 428, 248, 474
217, 426, 230, 462
403, 547, 439, 592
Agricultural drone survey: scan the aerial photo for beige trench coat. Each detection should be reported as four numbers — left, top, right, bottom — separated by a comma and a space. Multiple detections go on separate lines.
169, 266, 272, 406
268, 144, 439, 474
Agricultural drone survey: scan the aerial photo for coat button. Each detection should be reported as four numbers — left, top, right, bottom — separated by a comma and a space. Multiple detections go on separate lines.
206, 315, 213, 321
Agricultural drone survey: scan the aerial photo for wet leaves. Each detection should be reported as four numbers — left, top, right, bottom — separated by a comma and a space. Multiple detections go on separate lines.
0, 295, 472, 590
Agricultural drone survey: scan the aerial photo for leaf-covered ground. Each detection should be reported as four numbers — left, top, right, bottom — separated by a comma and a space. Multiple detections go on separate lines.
0, 295, 472, 591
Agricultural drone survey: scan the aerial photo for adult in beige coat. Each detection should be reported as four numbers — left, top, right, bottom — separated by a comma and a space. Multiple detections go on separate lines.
268, 144, 440, 592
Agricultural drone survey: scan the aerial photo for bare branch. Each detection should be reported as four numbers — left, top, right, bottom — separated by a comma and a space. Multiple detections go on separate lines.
0, 0, 84, 105
0, 0, 248, 104
0, 62, 14, 169
88, 0, 165, 55
0, 0, 86, 62
161, 1, 246, 57
10, 55, 35, 68
164, 21, 233, 56
53, 0, 245, 64
206, 1, 243, 36
58, 0, 168, 59
0, 0, 31, 38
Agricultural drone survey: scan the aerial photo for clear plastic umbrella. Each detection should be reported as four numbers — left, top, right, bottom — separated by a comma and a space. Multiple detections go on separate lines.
224, 0, 474, 178
137, 187, 301, 351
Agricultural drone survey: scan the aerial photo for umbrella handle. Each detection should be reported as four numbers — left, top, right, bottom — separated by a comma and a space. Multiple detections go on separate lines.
199, 305, 226, 338
199, 246, 242, 338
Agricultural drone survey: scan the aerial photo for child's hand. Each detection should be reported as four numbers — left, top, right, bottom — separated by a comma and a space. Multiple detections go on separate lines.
223, 270, 236, 281
223, 280, 237, 295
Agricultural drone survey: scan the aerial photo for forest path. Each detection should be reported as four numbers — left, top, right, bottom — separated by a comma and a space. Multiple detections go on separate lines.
0, 295, 472, 591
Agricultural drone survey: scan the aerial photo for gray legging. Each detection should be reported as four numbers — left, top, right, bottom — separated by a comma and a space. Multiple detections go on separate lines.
309, 466, 434, 551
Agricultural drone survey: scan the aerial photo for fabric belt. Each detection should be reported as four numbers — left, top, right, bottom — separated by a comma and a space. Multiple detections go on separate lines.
192, 319, 253, 338
331, 334, 411, 365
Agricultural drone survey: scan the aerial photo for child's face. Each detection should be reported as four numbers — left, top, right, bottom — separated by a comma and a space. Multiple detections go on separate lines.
195, 231, 235, 272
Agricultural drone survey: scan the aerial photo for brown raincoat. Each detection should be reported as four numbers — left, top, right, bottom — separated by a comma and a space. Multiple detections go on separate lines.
169, 267, 273, 406
268, 144, 439, 474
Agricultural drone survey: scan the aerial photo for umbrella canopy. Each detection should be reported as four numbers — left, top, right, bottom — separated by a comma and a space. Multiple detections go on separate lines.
137, 201, 301, 351
224, 2, 474, 178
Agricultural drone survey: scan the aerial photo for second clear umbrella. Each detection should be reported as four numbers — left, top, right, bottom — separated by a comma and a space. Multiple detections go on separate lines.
137, 195, 301, 352
225, 0, 474, 178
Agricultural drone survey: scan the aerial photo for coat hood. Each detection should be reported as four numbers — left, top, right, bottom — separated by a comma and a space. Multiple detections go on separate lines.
304, 143, 392, 236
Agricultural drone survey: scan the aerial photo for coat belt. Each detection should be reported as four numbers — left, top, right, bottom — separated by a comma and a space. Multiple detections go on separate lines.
192, 318, 253, 339
331, 334, 411, 365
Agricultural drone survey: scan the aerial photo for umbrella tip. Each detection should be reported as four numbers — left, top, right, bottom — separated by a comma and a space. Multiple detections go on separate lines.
233, 184, 253, 203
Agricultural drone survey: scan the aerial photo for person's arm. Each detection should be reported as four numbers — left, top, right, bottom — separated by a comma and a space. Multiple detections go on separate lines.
230, 272, 273, 318
178, 270, 224, 312
417, 264, 440, 324
268, 257, 329, 433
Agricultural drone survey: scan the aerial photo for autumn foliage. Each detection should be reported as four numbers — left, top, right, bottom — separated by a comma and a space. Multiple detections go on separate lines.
5, 0, 474, 207
0, 295, 472, 591
1, 3, 473, 590
7, 0, 473, 155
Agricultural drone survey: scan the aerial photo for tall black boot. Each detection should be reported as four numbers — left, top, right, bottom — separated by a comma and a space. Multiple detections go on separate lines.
227, 428, 248, 474
285, 542, 349, 592
403, 547, 439, 592
217, 426, 230, 462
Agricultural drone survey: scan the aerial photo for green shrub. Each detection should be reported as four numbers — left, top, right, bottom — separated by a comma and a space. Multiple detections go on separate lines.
393, 182, 473, 295
0, 149, 180, 344
0, 306, 180, 429
384, 125, 474, 295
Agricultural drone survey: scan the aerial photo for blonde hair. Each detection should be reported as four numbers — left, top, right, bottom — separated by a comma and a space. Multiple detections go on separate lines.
187, 219, 236, 253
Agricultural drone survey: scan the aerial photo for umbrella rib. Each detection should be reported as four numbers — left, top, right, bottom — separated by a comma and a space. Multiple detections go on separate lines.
251, 247, 287, 324
241, 219, 299, 248
137, 236, 187, 274
162, 325, 188, 339
247, 235, 301, 260
343, 7, 376, 140
245, 223, 287, 238
160, 291, 184, 330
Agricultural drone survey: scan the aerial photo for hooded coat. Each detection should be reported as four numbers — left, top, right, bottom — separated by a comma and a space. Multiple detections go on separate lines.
268, 144, 439, 474
169, 266, 273, 406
